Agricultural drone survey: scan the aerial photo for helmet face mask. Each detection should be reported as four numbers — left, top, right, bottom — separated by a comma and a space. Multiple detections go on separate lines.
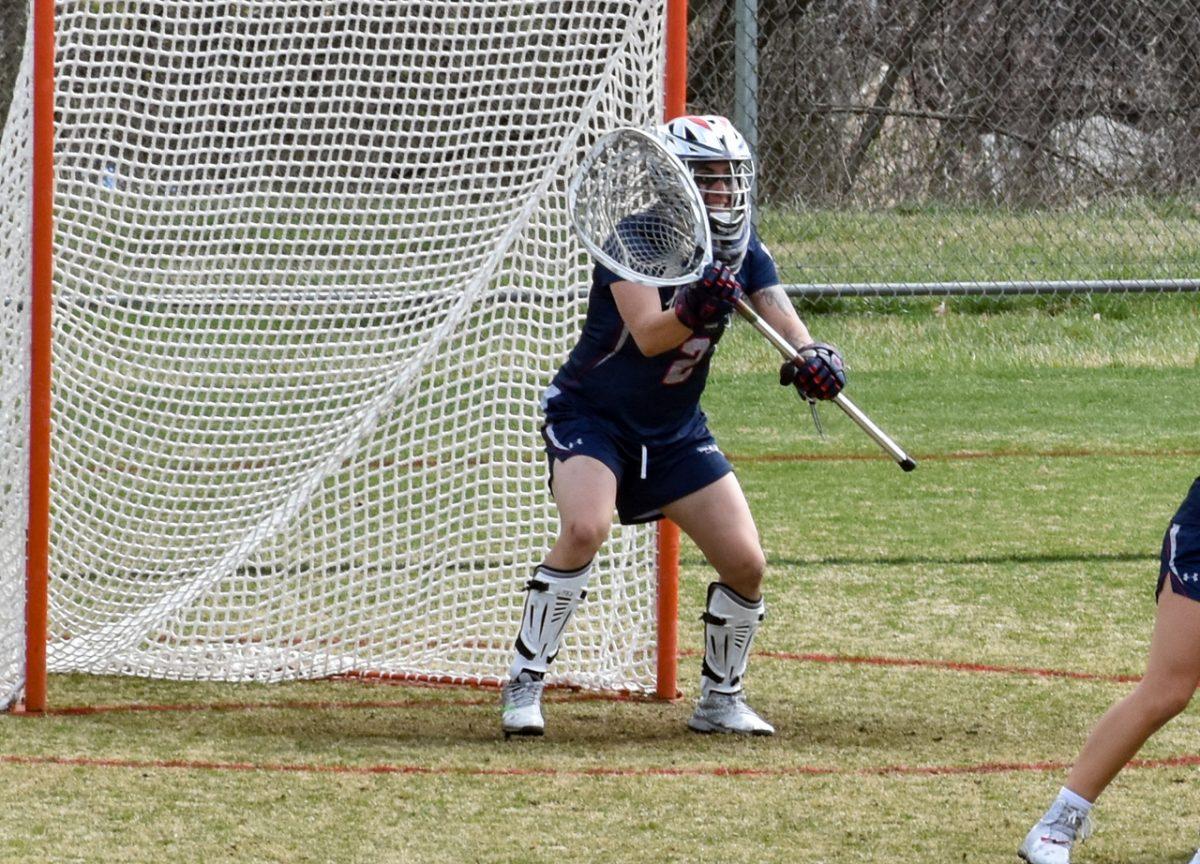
657, 116, 754, 271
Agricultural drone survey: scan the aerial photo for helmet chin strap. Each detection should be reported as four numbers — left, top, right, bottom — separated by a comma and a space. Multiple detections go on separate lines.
712, 241, 747, 273
708, 209, 750, 272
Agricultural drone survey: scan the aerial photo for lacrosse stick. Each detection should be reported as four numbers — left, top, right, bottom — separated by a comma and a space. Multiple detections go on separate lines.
732, 296, 916, 471
568, 127, 711, 287
568, 127, 916, 471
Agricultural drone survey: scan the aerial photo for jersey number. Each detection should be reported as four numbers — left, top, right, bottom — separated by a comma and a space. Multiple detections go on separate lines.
662, 336, 712, 385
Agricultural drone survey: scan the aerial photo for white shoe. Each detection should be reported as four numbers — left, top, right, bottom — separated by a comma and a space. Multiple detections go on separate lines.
1018, 800, 1093, 864
687, 690, 775, 736
500, 676, 545, 738
1188, 848, 1200, 864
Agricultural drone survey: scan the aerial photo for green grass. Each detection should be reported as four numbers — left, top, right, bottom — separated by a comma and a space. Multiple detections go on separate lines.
761, 204, 1200, 284
4, 292, 1200, 862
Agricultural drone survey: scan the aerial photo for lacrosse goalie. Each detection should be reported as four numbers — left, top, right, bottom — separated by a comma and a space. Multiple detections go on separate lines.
500, 115, 846, 738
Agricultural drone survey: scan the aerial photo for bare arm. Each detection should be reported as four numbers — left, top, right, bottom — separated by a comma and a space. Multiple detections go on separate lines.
747, 284, 812, 349
610, 280, 693, 356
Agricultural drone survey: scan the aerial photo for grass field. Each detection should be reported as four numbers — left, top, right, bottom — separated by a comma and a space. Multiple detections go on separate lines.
2, 293, 1199, 863
761, 205, 1200, 284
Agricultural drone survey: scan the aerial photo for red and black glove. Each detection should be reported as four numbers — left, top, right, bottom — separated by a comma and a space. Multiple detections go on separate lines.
780, 342, 846, 400
673, 262, 742, 331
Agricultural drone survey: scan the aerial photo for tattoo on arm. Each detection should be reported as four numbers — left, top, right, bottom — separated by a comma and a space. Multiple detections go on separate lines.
752, 285, 811, 346
757, 286, 788, 308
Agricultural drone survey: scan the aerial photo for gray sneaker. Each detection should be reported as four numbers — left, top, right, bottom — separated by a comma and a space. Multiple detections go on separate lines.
500, 675, 545, 738
1018, 801, 1093, 864
687, 690, 774, 736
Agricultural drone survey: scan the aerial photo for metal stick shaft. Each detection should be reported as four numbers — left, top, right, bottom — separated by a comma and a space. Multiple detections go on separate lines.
732, 297, 917, 471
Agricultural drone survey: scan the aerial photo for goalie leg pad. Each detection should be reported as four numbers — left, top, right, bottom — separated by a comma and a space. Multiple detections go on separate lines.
700, 581, 765, 697
508, 561, 592, 679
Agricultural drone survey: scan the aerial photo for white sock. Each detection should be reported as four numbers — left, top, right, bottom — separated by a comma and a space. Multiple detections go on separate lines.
1056, 786, 1093, 813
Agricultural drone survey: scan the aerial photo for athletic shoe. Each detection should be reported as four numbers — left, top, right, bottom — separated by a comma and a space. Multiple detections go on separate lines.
500, 675, 545, 738
1188, 848, 1200, 864
687, 690, 775, 736
1018, 800, 1094, 864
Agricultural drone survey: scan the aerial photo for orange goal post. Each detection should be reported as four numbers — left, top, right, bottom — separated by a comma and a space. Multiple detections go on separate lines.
2, 0, 693, 713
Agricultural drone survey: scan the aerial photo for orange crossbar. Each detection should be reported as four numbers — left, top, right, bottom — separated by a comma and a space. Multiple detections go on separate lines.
655, 0, 688, 702
664, 0, 688, 119
655, 520, 681, 700
23, 0, 55, 715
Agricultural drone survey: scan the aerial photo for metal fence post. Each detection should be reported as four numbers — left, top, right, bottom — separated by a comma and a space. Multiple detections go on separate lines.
733, 0, 759, 214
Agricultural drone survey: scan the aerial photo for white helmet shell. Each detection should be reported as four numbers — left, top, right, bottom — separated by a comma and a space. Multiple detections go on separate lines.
658, 115, 754, 271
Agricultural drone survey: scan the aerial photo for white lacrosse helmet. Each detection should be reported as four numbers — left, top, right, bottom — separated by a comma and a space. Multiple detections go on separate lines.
658, 115, 754, 271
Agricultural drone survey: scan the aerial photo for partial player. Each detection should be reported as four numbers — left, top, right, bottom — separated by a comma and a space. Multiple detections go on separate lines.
1018, 475, 1200, 864
500, 115, 846, 738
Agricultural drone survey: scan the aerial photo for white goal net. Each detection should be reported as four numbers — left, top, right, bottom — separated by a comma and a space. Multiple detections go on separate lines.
0, 1, 667, 708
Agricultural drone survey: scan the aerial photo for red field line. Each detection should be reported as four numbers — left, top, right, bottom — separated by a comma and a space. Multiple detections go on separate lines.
727, 448, 1200, 464
35, 690, 642, 718
711, 650, 1144, 684
3, 751, 1198, 780
26, 651, 1138, 717
41, 697, 493, 717
84, 447, 1200, 479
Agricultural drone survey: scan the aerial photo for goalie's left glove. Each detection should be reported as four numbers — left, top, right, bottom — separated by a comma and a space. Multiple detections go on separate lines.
780, 342, 846, 401
673, 262, 742, 331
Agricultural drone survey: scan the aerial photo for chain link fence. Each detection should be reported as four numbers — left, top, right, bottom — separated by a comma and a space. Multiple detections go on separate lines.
688, 0, 1200, 295
4, 2, 1196, 297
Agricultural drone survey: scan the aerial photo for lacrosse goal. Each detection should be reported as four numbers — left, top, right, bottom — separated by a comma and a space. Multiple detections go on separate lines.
1, 1, 684, 711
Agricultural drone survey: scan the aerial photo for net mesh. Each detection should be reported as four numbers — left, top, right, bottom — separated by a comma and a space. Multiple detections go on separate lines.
571, 129, 709, 286
0, 1, 668, 701
0, 13, 31, 710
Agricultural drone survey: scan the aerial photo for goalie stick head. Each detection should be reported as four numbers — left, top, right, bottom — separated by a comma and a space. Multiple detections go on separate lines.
658, 115, 754, 272
568, 128, 711, 287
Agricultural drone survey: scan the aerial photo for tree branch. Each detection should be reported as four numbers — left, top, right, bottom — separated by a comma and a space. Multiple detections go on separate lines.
840, 0, 944, 196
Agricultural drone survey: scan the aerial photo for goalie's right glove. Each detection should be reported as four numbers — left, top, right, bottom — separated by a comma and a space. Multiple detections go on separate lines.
673, 262, 742, 331
780, 342, 846, 401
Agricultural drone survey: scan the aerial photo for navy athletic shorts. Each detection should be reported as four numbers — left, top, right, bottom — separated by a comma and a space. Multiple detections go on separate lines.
540, 410, 734, 525
1156, 477, 1200, 603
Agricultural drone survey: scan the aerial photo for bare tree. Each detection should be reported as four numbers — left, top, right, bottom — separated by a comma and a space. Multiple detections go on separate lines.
690, 0, 1200, 207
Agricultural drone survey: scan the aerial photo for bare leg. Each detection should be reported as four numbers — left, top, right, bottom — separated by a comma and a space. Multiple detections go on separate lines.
661, 472, 765, 599
542, 456, 618, 571
664, 473, 775, 735
1064, 579, 1200, 801
500, 456, 619, 737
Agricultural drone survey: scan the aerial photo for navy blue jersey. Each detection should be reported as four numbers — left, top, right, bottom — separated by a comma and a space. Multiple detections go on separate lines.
1172, 476, 1200, 525
547, 226, 779, 444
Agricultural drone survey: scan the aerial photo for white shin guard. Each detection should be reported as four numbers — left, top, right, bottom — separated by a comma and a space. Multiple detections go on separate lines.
700, 581, 765, 697
508, 562, 592, 679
